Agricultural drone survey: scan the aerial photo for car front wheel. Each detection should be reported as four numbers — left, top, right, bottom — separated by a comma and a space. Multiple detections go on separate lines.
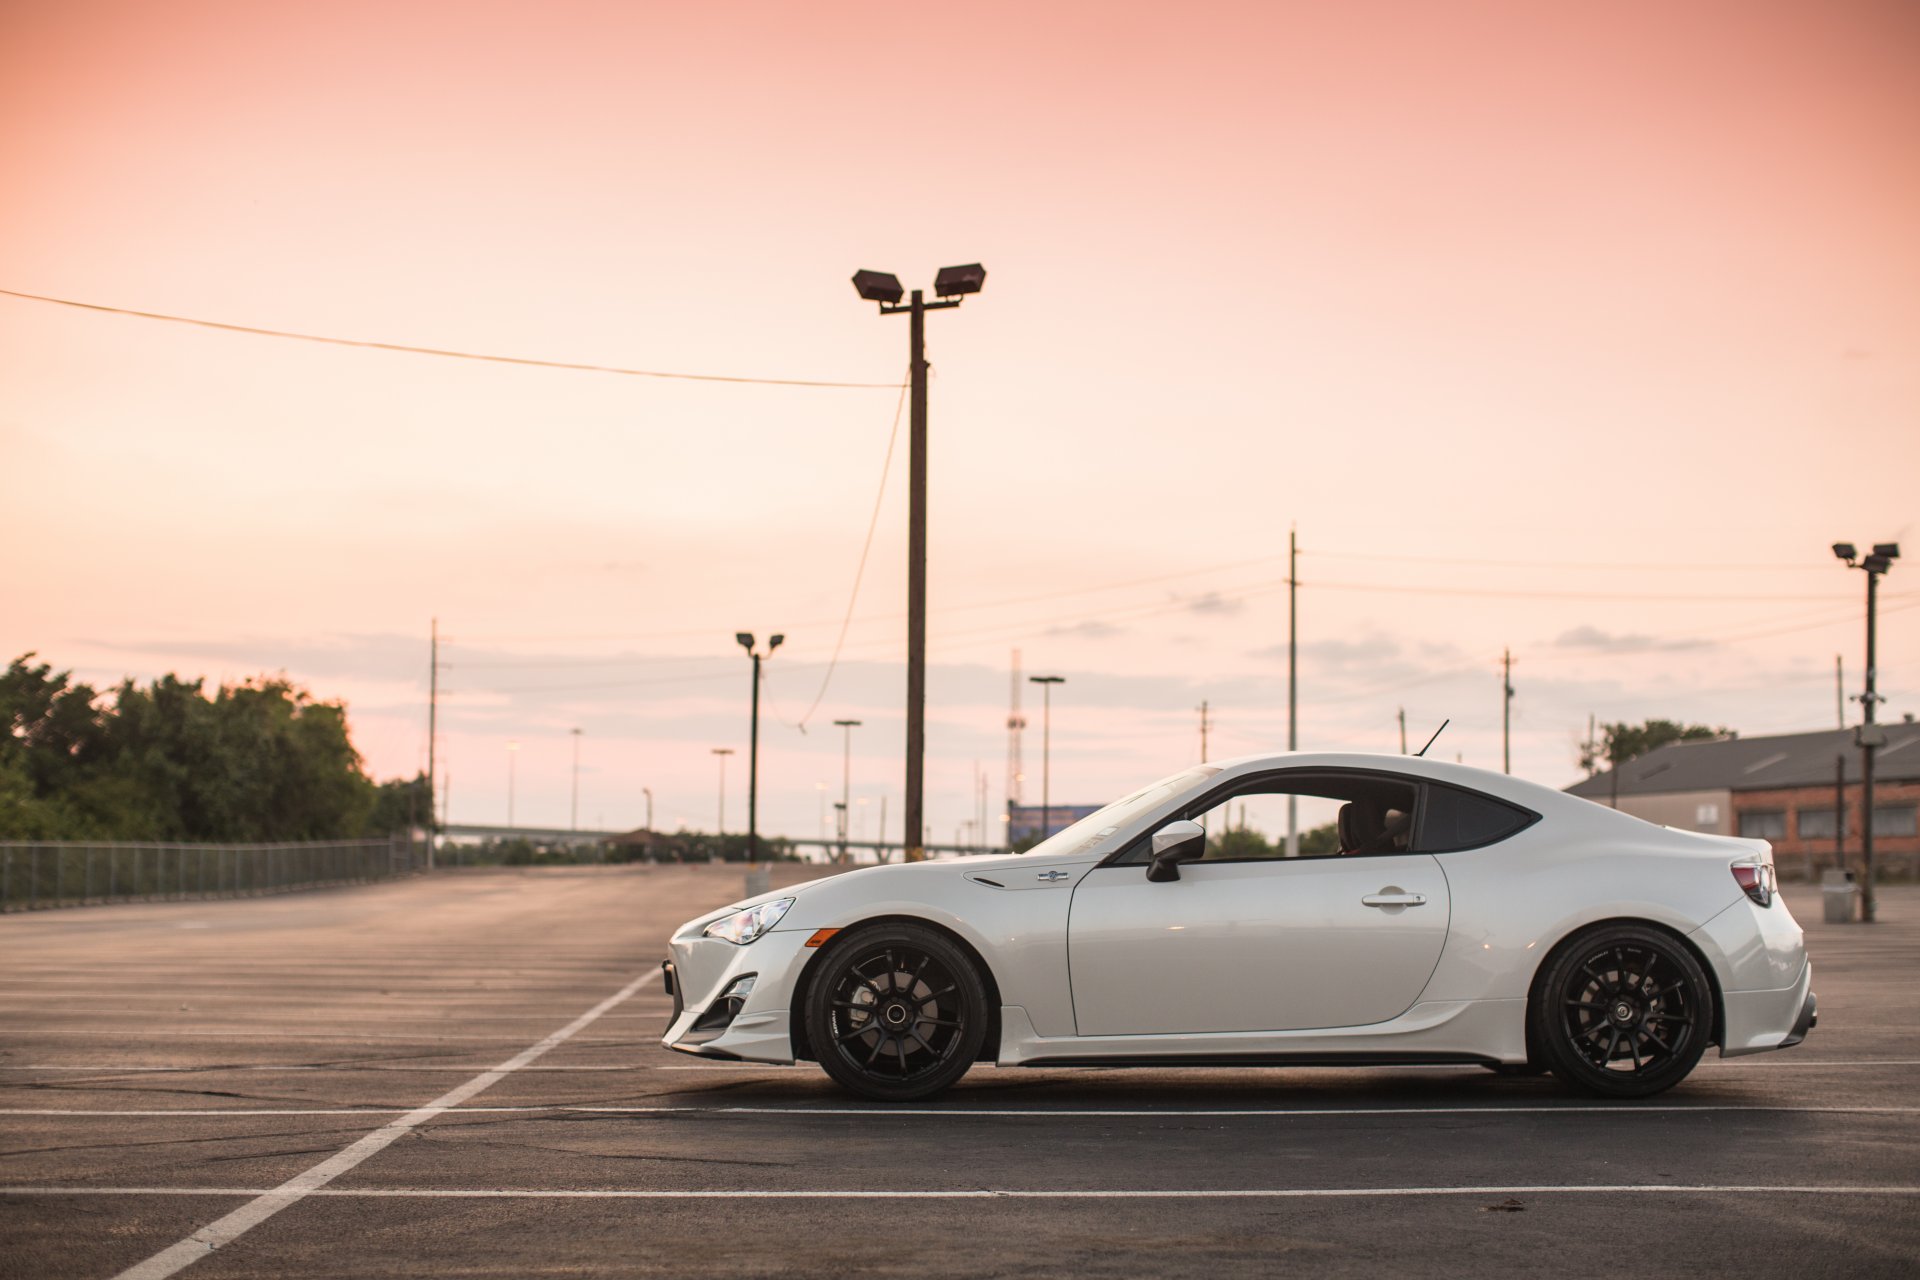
1533, 924, 1714, 1099
803, 923, 987, 1103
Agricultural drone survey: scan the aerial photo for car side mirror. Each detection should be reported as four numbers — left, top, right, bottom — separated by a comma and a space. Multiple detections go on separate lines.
1146, 819, 1205, 882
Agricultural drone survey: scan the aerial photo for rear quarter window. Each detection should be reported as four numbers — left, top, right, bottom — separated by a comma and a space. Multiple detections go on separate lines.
1416, 784, 1538, 852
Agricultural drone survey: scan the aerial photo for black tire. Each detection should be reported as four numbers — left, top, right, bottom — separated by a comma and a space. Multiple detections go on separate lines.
1532, 924, 1714, 1099
804, 923, 988, 1103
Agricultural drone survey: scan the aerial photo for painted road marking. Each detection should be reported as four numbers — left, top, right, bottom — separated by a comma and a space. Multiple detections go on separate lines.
106, 970, 656, 1280
5, 1103, 1920, 1118
4, 1184, 1917, 1200
6, 1058, 1919, 1074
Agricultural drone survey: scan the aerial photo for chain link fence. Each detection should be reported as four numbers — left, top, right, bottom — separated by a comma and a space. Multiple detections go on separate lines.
0, 836, 426, 912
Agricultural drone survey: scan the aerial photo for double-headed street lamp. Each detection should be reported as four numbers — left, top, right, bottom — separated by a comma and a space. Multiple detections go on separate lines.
1028, 675, 1065, 847
737, 632, 783, 864
832, 718, 862, 865
853, 263, 987, 862
1833, 541, 1900, 924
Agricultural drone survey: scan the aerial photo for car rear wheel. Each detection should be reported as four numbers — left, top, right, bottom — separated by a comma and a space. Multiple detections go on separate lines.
1533, 924, 1713, 1099
804, 923, 987, 1103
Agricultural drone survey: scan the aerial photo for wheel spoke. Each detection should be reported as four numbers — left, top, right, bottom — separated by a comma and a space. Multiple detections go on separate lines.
1644, 1027, 1675, 1054
908, 1028, 936, 1056
865, 1033, 888, 1067
1565, 1001, 1609, 1012
836, 1025, 875, 1044
1647, 1013, 1693, 1026
894, 1036, 911, 1073
1603, 1028, 1621, 1064
1582, 964, 1617, 995
1627, 1034, 1643, 1071
917, 985, 957, 1007
918, 1017, 961, 1029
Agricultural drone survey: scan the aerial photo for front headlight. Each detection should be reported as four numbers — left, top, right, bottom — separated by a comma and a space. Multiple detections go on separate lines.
702, 897, 794, 945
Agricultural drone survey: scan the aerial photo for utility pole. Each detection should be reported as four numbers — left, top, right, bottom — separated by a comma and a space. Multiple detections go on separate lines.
852, 265, 984, 863
1286, 524, 1299, 857
1501, 649, 1515, 774
711, 748, 734, 844
427, 619, 438, 869
1836, 655, 1845, 729
1585, 713, 1597, 776
1030, 676, 1065, 847
833, 718, 861, 865
569, 728, 583, 832
1198, 700, 1211, 762
1398, 707, 1407, 755
1834, 541, 1899, 924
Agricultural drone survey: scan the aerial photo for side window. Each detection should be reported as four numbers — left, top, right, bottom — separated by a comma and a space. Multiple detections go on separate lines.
1114, 771, 1420, 863
1415, 784, 1536, 852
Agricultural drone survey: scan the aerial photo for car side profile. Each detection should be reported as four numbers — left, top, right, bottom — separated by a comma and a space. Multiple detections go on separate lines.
661, 752, 1815, 1102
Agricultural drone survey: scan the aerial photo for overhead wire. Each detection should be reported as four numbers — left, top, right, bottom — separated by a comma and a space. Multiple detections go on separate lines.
0, 287, 903, 390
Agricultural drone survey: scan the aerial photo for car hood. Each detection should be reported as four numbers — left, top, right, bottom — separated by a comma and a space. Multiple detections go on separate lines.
721, 847, 1103, 913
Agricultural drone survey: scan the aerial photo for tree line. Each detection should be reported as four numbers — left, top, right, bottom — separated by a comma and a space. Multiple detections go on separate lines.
1, 654, 430, 842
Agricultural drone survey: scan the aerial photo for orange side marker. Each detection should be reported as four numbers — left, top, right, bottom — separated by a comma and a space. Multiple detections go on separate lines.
804, 928, 841, 948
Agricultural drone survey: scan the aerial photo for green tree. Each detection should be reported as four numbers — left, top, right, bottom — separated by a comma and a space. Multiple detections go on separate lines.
1586, 719, 1729, 773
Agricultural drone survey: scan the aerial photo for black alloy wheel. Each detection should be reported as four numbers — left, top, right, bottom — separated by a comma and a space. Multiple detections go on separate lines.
1533, 924, 1713, 1098
804, 923, 987, 1102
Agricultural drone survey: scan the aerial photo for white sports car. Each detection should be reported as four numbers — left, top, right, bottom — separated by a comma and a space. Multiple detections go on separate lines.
661, 752, 1815, 1101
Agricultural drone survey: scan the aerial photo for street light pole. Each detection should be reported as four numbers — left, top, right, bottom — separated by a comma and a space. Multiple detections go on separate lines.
833, 718, 862, 865
506, 740, 519, 828
853, 264, 985, 862
736, 633, 784, 864
569, 728, 583, 832
711, 748, 734, 845
1029, 676, 1064, 846
1833, 541, 1900, 924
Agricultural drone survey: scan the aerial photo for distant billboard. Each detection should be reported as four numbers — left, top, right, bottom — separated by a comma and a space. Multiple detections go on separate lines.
1007, 802, 1104, 846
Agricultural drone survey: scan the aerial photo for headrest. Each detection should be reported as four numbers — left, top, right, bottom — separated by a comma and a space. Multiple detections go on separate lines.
1338, 802, 1384, 852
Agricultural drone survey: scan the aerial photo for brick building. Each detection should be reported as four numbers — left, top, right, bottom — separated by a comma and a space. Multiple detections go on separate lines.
1565, 722, 1920, 880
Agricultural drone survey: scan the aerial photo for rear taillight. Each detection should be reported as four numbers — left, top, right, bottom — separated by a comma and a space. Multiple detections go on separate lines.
1732, 862, 1775, 907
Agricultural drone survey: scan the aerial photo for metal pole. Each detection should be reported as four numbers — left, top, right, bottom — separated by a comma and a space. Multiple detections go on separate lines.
1836, 654, 1844, 729
747, 655, 761, 864
1041, 682, 1052, 840
1398, 708, 1407, 755
1286, 525, 1298, 856
712, 748, 733, 845
1502, 648, 1514, 774
905, 289, 929, 862
428, 619, 438, 871
1862, 566, 1879, 924
1835, 754, 1846, 876
570, 727, 582, 832
835, 719, 861, 865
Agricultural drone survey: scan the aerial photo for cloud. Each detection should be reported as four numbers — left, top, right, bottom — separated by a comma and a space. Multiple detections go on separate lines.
1552, 625, 1711, 655
1045, 620, 1124, 640
1183, 591, 1244, 617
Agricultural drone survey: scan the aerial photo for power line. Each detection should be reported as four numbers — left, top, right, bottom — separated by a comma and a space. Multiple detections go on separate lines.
1302, 548, 1832, 573
789, 378, 910, 731
0, 287, 903, 390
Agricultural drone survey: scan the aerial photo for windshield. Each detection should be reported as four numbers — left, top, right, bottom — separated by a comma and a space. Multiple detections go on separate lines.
1021, 766, 1221, 860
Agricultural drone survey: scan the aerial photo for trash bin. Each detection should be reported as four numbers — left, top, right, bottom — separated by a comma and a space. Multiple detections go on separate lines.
1821, 868, 1858, 924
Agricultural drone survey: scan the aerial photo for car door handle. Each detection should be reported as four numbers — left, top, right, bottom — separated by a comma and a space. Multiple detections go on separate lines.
1361, 892, 1426, 908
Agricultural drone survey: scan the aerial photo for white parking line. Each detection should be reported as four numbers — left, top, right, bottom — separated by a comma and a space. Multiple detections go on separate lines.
5, 1103, 1919, 1118
3, 1184, 1916, 1200
5, 1058, 1916, 1075
105, 970, 655, 1280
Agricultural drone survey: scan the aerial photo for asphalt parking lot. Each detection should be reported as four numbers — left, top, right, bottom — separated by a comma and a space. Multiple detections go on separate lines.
2, 865, 1916, 1279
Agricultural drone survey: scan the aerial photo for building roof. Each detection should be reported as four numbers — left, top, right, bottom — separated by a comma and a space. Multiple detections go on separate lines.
1566, 722, 1920, 799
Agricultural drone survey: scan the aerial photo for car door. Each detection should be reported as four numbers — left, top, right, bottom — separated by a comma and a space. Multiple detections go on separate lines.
1065, 771, 1452, 1036
1067, 854, 1450, 1034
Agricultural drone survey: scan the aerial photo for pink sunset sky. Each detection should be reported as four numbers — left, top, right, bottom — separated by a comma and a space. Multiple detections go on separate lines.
2, 0, 1916, 842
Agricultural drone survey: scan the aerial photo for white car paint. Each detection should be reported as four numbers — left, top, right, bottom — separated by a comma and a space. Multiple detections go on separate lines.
661, 752, 1811, 1079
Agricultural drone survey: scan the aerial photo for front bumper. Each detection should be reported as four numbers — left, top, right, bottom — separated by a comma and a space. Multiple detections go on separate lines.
659, 929, 810, 1064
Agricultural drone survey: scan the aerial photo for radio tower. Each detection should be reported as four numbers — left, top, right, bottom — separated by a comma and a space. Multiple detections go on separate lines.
1006, 649, 1027, 819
